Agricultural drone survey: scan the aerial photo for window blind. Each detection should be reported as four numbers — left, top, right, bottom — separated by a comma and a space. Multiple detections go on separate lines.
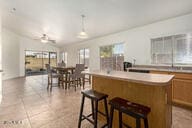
151, 33, 192, 65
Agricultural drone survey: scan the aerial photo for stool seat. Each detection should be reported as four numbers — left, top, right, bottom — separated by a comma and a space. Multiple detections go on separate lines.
81, 89, 108, 100
109, 97, 151, 128
109, 97, 150, 118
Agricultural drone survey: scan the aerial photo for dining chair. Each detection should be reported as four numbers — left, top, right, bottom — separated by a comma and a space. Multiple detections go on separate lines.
46, 64, 63, 91
68, 64, 85, 91
58, 62, 66, 67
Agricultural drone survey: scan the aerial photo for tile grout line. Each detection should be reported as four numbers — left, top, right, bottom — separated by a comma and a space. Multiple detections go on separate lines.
20, 98, 33, 128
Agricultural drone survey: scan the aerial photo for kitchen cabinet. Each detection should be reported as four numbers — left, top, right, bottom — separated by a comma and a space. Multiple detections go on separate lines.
172, 79, 192, 106
150, 70, 192, 108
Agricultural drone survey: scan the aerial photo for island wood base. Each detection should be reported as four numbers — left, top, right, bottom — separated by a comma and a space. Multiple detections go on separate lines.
92, 76, 172, 128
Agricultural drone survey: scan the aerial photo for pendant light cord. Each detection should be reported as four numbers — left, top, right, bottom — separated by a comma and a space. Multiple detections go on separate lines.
81, 15, 85, 32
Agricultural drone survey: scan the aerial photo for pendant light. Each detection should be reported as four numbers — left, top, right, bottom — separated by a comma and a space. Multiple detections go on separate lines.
77, 15, 88, 39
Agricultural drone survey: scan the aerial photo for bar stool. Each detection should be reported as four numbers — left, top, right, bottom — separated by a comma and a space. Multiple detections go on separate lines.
109, 97, 151, 128
78, 89, 109, 128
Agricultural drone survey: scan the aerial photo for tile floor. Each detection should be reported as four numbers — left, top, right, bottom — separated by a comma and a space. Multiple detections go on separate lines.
0, 75, 191, 128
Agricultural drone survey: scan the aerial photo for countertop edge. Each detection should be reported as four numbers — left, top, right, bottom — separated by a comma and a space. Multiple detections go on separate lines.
128, 67, 192, 74
83, 71, 174, 86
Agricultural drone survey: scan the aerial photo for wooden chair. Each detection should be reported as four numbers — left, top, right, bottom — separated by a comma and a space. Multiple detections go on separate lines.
46, 64, 63, 91
68, 64, 85, 91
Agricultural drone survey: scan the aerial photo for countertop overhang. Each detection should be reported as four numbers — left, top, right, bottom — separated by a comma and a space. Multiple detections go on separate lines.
127, 67, 192, 74
83, 70, 174, 86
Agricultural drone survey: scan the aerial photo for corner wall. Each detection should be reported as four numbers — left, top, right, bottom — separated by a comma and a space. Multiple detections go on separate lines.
2, 28, 60, 80
62, 13, 192, 70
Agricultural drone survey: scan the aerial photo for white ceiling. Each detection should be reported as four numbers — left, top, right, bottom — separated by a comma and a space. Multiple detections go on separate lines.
2, 0, 192, 46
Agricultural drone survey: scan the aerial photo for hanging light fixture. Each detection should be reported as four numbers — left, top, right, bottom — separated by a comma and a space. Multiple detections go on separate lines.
40, 34, 49, 43
77, 14, 88, 39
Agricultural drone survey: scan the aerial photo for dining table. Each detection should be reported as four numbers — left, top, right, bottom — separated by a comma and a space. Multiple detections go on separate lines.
52, 66, 89, 90
52, 66, 75, 89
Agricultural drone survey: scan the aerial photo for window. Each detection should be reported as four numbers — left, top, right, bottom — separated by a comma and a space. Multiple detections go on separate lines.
100, 43, 124, 71
151, 36, 172, 65
49, 52, 57, 67
78, 48, 89, 67
174, 34, 192, 64
62, 52, 67, 65
151, 33, 192, 65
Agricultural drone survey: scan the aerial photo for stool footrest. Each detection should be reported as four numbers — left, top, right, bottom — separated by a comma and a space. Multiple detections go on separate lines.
123, 122, 132, 128
82, 115, 94, 124
98, 111, 107, 117
101, 123, 109, 128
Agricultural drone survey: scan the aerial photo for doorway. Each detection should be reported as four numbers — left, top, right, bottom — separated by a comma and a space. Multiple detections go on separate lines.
25, 50, 57, 76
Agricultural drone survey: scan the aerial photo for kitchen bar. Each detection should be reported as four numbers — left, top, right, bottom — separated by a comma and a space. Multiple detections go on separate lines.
83, 70, 174, 128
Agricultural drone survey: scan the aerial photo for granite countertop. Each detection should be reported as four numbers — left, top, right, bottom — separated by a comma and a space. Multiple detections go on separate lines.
82, 70, 174, 86
128, 67, 192, 73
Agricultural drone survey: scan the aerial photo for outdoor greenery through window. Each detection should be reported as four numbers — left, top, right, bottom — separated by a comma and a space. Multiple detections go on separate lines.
78, 48, 89, 67
151, 33, 192, 66
100, 43, 124, 71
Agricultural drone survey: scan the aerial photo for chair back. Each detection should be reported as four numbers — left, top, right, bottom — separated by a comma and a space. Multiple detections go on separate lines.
45, 64, 52, 75
58, 62, 66, 67
74, 64, 85, 77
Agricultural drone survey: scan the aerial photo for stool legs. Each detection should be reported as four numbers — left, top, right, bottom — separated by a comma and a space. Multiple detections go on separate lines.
78, 95, 85, 128
94, 101, 98, 128
119, 111, 122, 128
144, 118, 149, 128
136, 118, 141, 128
91, 100, 95, 120
109, 106, 114, 128
104, 98, 109, 127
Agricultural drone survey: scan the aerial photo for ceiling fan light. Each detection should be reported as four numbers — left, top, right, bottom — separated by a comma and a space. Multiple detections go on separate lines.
77, 31, 88, 39
41, 39, 48, 43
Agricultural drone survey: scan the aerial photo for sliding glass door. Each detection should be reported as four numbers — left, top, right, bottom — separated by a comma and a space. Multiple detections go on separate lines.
50, 52, 57, 67
25, 50, 57, 76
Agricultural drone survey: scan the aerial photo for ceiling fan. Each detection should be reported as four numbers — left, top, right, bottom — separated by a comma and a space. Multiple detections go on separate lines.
34, 34, 56, 44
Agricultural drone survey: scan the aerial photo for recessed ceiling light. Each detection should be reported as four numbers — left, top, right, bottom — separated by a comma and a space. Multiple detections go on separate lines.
11, 8, 16, 13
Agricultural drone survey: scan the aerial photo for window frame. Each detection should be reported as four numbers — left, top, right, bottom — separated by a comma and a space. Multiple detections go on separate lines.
78, 48, 90, 66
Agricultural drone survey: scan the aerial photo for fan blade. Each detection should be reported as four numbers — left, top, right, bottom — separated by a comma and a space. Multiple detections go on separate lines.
49, 40, 56, 44
34, 38, 40, 40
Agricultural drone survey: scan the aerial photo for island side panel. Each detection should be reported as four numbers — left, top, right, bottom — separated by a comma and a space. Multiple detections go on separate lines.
92, 75, 172, 128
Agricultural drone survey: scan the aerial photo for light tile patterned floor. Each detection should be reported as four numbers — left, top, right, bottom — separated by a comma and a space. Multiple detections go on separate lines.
0, 75, 191, 128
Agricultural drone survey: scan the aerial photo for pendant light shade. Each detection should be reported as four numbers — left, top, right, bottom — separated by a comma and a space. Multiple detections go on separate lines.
77, 15, 88, 39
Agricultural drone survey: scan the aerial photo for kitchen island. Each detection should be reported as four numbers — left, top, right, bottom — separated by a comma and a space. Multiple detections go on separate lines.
83, 70, 174, 128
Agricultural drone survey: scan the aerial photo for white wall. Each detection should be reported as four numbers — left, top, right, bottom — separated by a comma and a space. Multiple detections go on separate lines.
62, 13, 192, 70
2, 28, 60, 80
0, 9, 2, 69
2, 29, 20, 79
0, 6, 2, 104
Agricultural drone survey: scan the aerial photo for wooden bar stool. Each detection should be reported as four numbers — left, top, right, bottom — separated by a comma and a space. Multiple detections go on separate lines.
78, 89, 109, 128
109, 97, 151, 128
